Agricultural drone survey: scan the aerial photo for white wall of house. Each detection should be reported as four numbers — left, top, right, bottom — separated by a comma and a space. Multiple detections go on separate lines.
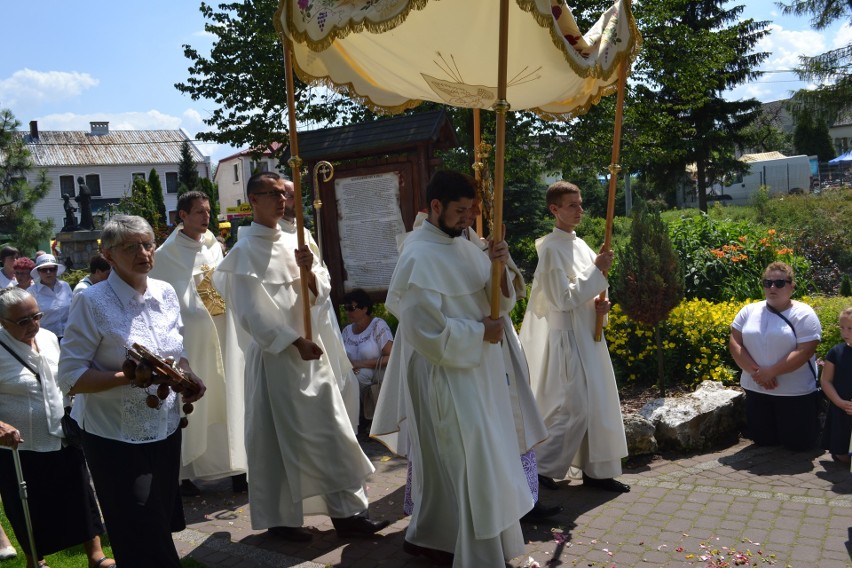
27, 163, 208, 232
215, 155, 283, 215
830, 124, 852, 155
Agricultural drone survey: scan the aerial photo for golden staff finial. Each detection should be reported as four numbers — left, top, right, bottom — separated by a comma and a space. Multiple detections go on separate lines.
312, 161, 334, 263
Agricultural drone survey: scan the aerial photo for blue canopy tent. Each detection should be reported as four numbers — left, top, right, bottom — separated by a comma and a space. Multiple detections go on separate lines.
828, 149, 852, 163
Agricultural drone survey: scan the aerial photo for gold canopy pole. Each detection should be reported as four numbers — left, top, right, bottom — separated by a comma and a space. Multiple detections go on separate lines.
489, 0, 510, 320
283, 41, 312, 340
473, 109, 484, 236
594, 60, 629, 342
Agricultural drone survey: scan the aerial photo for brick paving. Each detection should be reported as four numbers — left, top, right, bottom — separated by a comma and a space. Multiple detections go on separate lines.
174, 437, 852, 567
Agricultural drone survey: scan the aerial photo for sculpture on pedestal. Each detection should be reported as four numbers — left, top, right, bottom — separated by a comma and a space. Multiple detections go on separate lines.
76, 176, 95, 230
62, 194, 78, 232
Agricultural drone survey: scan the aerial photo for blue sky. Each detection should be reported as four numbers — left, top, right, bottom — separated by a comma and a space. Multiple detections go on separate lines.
1, 1, 850, 166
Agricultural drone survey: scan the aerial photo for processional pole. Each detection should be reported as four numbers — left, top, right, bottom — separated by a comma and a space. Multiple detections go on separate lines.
283, 42, 312, 340
594, 59, 630, 342
489, 0, 511, 320
473, 109, 484, 236
312, 161, 334, 264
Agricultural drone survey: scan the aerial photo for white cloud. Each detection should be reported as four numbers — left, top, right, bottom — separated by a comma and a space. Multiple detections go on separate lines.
0, 69, 98, 108
832, 22, 852, 50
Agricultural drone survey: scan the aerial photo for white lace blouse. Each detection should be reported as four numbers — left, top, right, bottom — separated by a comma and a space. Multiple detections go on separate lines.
58, 271, 186, 443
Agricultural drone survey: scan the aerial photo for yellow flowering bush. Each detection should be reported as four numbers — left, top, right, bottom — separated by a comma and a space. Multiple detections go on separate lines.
607, 299, 748, 388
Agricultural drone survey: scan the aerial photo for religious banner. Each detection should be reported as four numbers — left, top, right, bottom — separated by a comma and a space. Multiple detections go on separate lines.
335, 172, 406, 292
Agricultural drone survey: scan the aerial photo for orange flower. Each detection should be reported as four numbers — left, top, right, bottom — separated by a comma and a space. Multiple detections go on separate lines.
738, 235, 748, 243
767, 229, 776, 236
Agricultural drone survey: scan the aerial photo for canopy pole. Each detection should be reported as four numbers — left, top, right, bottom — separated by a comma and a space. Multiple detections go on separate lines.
490, 0, 510, 320
283, 42, 312, 340
594, 60, 629, 342
473, 109, 484, 236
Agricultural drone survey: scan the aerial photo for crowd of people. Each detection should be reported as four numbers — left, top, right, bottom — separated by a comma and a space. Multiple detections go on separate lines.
0, 170, 848, 568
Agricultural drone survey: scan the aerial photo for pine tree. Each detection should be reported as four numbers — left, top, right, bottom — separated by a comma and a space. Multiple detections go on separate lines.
110, 178, 162, 235
199, 178, 220, 233
0, 109, 53, 253
792, 110, 836, 161
611, 203, 684, 396
147, 168, 167, 228
177, 141, 199, 196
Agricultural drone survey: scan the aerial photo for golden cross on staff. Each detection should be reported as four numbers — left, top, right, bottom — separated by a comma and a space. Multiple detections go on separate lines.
312, 160, 334, 264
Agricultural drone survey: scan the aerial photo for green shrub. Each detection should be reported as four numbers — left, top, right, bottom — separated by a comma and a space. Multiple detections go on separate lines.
809, 295, 852, 359
60, 268, 87, 289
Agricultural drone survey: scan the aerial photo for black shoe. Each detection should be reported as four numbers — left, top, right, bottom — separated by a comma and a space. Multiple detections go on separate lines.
521, 501, 563, 523
403, 539, 454, 566
537, 474, 560, 490
180, 479, 201, 497
582, 473, 630, 493
231, 473, 248, 493
331, 513, 390, 538
268, 526, 312, 542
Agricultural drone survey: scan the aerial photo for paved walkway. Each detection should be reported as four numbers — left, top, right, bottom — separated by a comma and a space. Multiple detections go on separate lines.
174, 438, 852, 567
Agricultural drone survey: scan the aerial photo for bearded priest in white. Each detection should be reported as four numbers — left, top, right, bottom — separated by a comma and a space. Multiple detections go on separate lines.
519, 181, 629, 493
213, 172, 388, 543
373, 170, 532, 567
149, 191, 247, 495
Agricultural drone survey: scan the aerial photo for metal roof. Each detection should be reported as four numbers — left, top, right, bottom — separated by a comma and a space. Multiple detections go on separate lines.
16, 129, 206, 167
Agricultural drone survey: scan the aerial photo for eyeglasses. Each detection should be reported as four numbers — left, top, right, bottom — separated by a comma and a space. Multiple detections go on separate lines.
2, 312, 44, 327
253, 190, 293, 199
116, 241, 155, 254
344, 304, 361, 312
37, 266, 57, 273
14, 271, 30, 277
763, 279, 792, 289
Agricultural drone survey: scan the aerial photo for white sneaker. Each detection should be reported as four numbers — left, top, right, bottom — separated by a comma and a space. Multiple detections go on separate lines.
0, 545, 16, 560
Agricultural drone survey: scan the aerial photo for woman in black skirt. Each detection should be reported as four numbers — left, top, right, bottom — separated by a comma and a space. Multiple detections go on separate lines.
0, 287, 114, 568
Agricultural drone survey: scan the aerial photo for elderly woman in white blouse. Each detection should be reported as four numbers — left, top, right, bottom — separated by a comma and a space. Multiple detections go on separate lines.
58, 215, 205, 568
0, 287, 113, 568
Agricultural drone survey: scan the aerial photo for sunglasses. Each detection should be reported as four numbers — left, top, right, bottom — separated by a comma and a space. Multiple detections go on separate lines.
763, 279, 792, 289
37, 266, 57, 273
3, 312, 44, 327
344, 304, 361, 312
253, 190, 293, 199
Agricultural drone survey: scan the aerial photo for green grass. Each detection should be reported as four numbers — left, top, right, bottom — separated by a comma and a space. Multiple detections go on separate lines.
0, 513, 205, 567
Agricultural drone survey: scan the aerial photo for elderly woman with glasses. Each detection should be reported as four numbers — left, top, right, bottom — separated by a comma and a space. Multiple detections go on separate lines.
58, 215, 206, 568
729, 261, 822, 451
0, 288, 113, 568
28, 255, 72, 340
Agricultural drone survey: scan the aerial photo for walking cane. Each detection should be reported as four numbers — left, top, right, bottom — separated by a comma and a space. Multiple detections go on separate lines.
12, 446, 39, 565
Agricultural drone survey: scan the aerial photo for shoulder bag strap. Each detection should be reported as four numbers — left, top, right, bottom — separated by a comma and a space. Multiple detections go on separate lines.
765, 304, 817, 381
0, 339, 40, 384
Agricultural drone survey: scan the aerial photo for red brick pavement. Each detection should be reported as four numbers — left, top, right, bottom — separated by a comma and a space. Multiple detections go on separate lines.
174, 437, 852, 567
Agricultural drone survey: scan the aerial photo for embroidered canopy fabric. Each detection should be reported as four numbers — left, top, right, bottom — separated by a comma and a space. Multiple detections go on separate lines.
275, 0, 641, 120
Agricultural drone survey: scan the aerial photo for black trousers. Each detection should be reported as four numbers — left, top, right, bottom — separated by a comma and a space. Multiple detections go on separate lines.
745, 389, 819, 451
82, 429, 185, 568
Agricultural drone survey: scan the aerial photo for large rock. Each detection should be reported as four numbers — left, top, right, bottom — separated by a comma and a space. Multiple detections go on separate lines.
638, 380, 745, 452
623, 413, 658, 456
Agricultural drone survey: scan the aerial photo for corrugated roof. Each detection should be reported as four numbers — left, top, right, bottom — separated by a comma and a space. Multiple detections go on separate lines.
741, 151, 788, 163
16, 129, 206, 167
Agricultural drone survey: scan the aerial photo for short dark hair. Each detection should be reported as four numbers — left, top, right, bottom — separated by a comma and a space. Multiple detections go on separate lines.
426, 171, 476, 209
246, 172, 283, 195
89, 253, 110, 274
343, 288, 373, 315
177, 191, 209, 215
0, 246, 20, 263
546, 181, 580, 208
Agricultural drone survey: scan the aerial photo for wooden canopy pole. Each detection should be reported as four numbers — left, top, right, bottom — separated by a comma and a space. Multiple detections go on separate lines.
473, 109, 484, 236
283, 42, 312, 340
594, 60, 630, 341
489, 0, 510, 320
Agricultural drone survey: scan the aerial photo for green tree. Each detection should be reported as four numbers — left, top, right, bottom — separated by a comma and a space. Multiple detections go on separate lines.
611, 204, 683, 396
627, 0, 770, 211
177, 140, 200, 196
110, 179, 164, 236
0, 109, 53, 253
792, 109, 836, 161
148, 168, 168, 226
199, 177, 220, 233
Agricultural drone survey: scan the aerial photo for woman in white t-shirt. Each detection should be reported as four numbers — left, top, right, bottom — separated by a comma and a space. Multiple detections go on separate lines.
340, 289, 393, 427
729, 261, 822, 451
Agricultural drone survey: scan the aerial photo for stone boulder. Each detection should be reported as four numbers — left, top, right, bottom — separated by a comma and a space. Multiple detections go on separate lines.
638, 380, 745, 452
623, 413, 658, 456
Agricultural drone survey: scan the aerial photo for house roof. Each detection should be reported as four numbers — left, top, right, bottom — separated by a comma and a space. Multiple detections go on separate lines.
217, 141, 285, 164
741, 151, 788, 163
292, 110, 458, 161
17, 129, 206, 167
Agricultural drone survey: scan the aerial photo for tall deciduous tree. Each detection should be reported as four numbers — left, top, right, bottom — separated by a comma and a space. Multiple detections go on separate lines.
628, 0, 770, 211
0, 109, 53, 253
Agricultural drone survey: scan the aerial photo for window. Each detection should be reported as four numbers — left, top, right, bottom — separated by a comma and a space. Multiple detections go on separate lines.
249, 161, 269, 174
233, 163, 240, 182
165, 172, 178, 194
60, 175, 76, 198
131, 172, 146, 183
85, 174, 101, 197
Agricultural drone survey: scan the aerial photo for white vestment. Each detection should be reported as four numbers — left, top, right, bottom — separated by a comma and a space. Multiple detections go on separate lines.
519, 228, 628, 480
150, 227, 246, 479
214, 222, 373, 529
372, 221, 531, 567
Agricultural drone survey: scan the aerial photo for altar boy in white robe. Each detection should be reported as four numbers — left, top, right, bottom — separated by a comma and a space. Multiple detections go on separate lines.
519, 180, 629, 492
376, 170, 532, 566
213, 172, 388, 543
150, 191, 247, 495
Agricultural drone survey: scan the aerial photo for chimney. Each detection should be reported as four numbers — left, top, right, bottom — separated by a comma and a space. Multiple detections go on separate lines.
90, 121, 109, 136
29, 120, 38, 140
